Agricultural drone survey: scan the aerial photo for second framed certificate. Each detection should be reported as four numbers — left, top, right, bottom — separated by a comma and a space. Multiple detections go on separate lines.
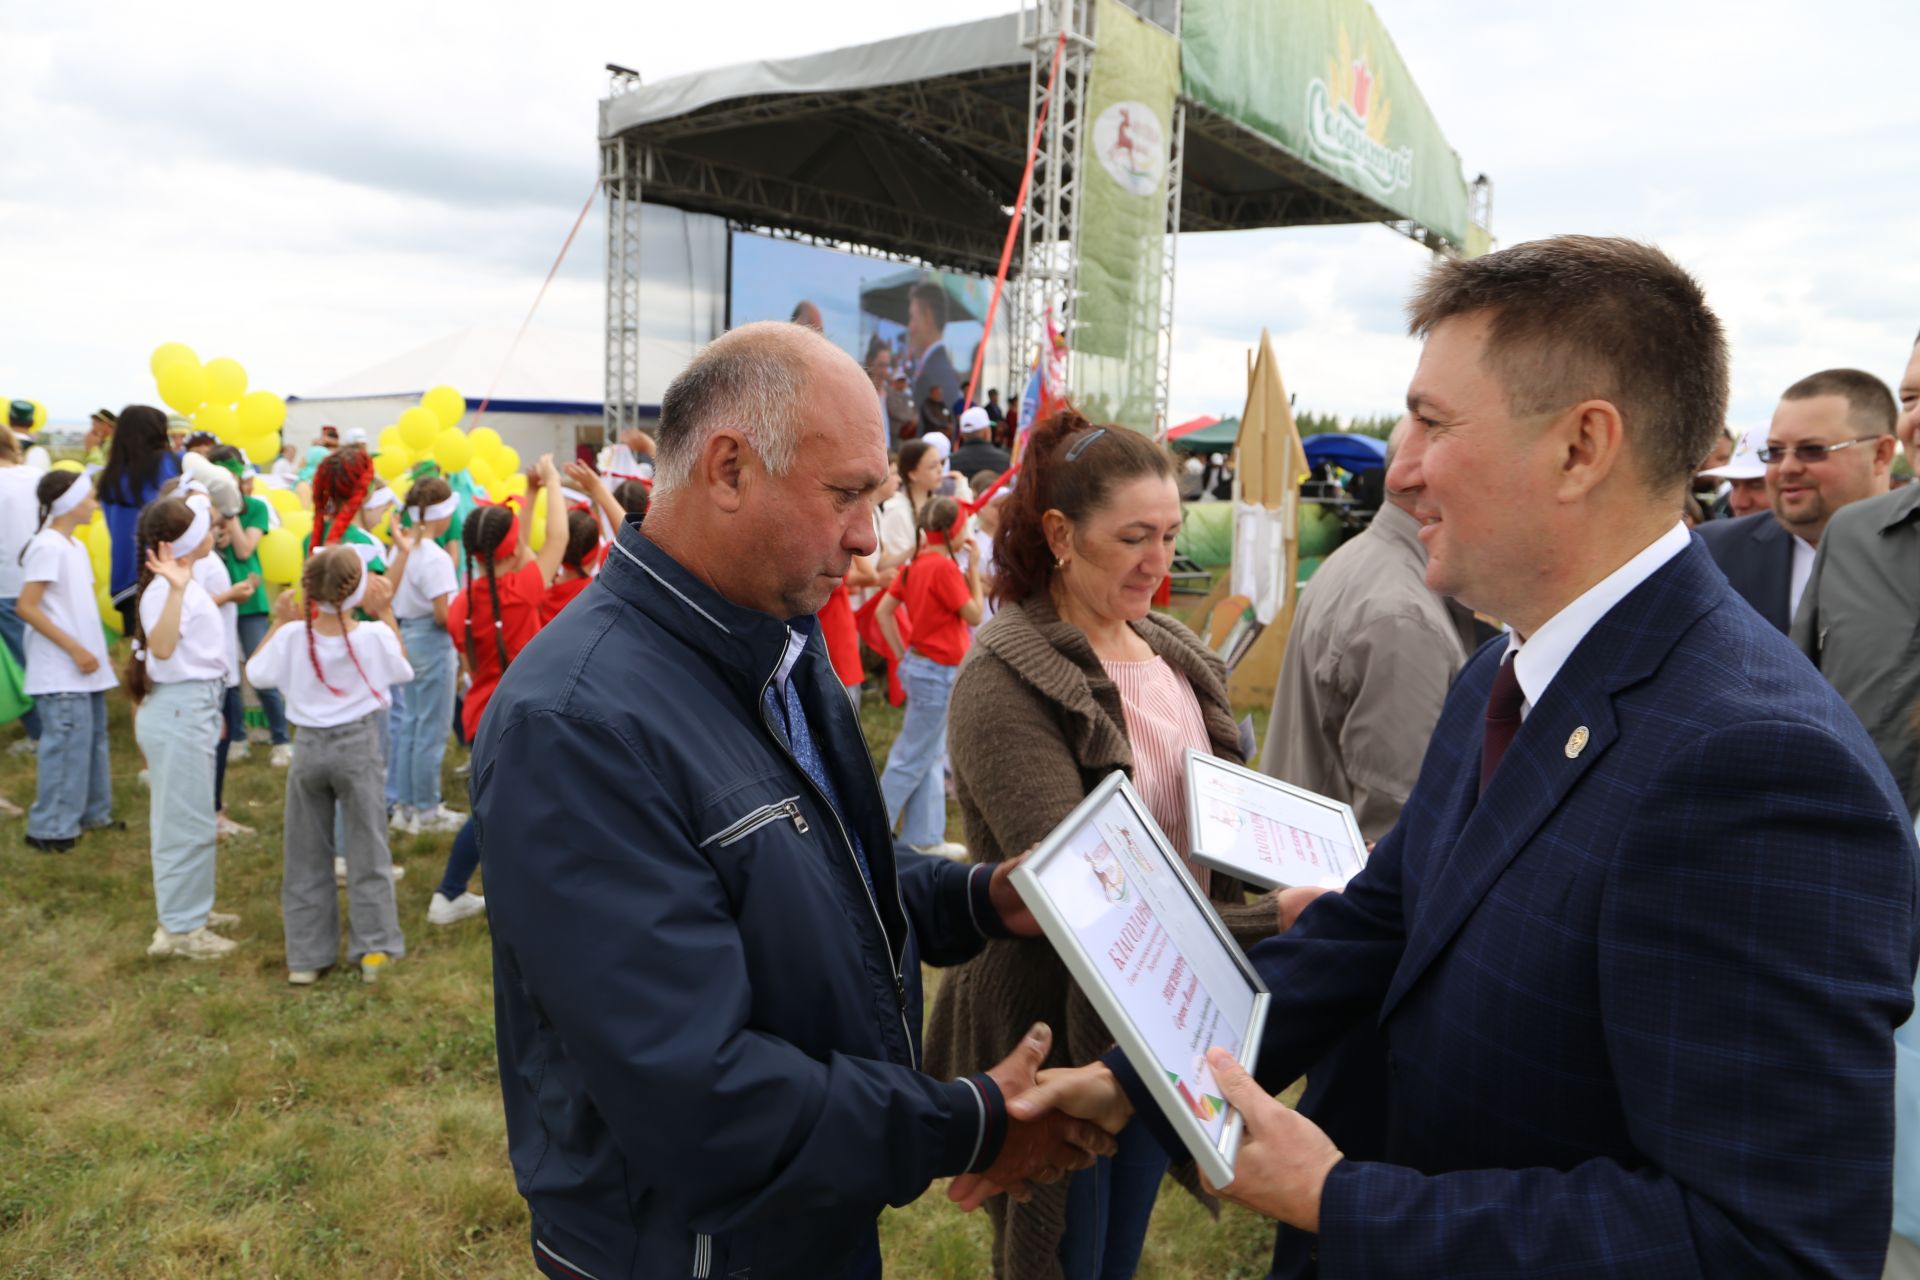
1184, 750, 1368, 891
1011, 771, 1268, 1188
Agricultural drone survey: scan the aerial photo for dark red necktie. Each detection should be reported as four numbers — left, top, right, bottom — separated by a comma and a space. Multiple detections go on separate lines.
1480, 655, 1524, 795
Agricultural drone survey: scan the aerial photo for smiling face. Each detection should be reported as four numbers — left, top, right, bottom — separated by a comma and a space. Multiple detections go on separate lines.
1899, 340, 1920, 457
1766, 393, 1891, 543
1045, 473, 1184, 625
1389, 313, 1566, 625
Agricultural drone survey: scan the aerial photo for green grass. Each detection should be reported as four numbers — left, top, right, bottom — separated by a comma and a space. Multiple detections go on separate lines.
0, 674, 1282, 1278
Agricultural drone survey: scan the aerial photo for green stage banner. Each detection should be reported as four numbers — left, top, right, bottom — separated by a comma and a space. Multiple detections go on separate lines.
1074, 0, 1180, 432
1181, 0, 1470, 247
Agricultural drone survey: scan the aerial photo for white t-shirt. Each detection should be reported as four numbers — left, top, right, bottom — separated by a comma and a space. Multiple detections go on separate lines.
19, 528, 117, 695
877, 494, 918, 564
392, 538, 459, 620
245, 620, 414, 728
138, 575, 229, 685
969, 527, 998, 626
191, 554, 241, 687
0, 465, 47, 597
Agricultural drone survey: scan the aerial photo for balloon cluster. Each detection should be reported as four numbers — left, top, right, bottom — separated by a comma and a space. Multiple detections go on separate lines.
370, 386, 526, 502
151, 342, 288, 465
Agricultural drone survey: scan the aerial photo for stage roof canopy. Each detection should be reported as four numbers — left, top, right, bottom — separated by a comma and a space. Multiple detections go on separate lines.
602, 0, 1489, 277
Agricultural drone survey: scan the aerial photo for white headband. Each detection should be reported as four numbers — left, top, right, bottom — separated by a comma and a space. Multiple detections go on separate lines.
317, 568, 369, 615
362, 487, 397, 513
49, 475, 92, 518
170, 496, 211, 558
412, 495, 459, 524
560, 486, 590, 508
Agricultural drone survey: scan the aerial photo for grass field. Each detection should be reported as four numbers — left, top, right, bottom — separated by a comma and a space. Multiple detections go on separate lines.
0, 683, 1284, 1278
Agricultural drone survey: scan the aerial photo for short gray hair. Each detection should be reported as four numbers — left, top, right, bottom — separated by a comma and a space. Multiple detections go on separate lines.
653, 322, 816, 493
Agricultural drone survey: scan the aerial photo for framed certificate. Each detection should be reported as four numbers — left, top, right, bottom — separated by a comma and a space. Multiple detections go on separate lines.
1011, 770, 1269, 1187
1184, 750, 1368, 891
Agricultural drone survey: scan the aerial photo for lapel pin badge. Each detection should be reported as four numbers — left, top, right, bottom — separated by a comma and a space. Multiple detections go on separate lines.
1565, 726, 1590, 759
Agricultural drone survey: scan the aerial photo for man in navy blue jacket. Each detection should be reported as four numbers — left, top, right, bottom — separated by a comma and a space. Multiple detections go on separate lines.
472, 321, 1114, 1280
1001, 236, 1920, 1277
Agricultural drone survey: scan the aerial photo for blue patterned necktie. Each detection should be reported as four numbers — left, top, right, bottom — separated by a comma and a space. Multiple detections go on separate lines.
764, 673, 875, 895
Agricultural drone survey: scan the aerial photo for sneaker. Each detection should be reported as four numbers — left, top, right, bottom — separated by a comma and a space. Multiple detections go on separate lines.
414, 804, 466, 834
427, 891, 487, 926
911, 841, 969, 861
336, 857, 405, 885
359, 952, 390, 983
206, 910, 241, 929
137, 768, 151, 789
452, 760, 471, 778
215, 813, 255, 839
25, 833, 77, 853
388, 807, 420, 836
6, 738, 36, 757
270, 744, 293, 768
147, 925, 236, 960
0, 796, 22, 817
287, 967, 326, 986
228, 740, 251, 762
81, 819, 127, 833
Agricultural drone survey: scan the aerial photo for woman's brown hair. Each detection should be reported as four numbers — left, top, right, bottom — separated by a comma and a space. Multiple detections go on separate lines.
124, 497, 197, 701
991, 407, 1174, 606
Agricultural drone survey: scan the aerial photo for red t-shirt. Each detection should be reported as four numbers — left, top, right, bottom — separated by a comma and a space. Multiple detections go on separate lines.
448, 562, 547, 741
887, 553, 973, 667
817, 584, 863, 686
541, 574, 593, 625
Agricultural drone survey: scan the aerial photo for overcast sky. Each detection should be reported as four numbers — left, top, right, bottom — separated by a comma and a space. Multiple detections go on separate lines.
3, 0, 1916, 431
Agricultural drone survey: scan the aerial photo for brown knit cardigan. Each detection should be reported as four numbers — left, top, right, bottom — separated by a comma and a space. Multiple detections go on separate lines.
923, 595, 1277, 1280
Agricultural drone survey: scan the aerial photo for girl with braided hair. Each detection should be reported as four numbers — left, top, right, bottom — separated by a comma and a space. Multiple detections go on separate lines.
432, 454, 566, 924
388, 475, 464, 837
306, 445, 386, 571
245, 545, 413, 984
130, 494, 241, 961
538, 508, 602, 624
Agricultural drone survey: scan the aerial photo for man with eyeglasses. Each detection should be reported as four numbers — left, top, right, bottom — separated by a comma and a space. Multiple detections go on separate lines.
1796, 341, 1920, 822
1699, 369, 1896, 631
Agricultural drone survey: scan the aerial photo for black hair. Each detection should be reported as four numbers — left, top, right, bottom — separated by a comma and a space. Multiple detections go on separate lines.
461, 506, 516, 674
97, 405, 173, 506
20, 471, 84, 564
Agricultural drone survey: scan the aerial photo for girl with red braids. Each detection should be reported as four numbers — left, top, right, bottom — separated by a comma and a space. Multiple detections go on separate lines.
245, 545, 414, 984
305, 445, 394, 577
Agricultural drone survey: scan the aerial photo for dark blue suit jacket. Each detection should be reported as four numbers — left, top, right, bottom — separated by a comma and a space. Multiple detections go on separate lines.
1230, 540, 1916, 1277
1697, 511, 1796, 631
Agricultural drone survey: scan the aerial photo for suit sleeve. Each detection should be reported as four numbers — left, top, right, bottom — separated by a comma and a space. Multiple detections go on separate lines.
476, 711, 998, 1233
1317, 721, 1919, 1280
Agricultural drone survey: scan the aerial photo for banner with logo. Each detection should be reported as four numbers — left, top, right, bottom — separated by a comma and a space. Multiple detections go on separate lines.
1180, 0, 1470, 248
1073, 0, 1180, 433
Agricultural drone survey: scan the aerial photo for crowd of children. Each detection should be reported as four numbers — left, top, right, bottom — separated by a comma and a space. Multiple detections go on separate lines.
0, 413, 646, 984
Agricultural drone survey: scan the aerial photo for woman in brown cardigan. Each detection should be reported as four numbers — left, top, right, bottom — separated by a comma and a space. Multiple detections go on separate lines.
924, 411, 1277, 1280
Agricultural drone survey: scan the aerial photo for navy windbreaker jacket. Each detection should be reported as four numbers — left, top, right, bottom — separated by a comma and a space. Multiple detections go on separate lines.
472, 521, 1010, 1280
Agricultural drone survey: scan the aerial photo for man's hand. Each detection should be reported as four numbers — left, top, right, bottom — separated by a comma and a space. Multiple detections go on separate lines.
952, 1023, 1118, 1211
988, 853, 1039, 936
949, 1058, 1134, 1210
1275, 885, 1332, 932
1197, 1048, 1342, 1232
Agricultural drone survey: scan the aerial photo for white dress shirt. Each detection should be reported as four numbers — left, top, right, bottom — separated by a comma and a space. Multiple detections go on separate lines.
1503, 522, 1692, 717
1789, 535, 1816, 622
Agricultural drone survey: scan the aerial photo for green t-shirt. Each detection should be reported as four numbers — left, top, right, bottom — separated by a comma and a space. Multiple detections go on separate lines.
220, 496, 272, 615
302, 523, 389, 576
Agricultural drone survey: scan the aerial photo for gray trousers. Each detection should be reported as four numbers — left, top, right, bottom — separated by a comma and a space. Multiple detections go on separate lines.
282, 710, 405, 969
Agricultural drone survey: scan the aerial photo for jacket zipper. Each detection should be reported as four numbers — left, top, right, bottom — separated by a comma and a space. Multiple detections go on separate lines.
699, 797, 809, 849
760, 630, 917, 1070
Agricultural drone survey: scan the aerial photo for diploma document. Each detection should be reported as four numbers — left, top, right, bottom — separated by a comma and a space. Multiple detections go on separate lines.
1012, 771, 1269, 1186
1184, 750, 1369, 891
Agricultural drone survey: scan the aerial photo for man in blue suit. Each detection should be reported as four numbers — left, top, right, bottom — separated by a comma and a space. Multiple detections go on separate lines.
998, 236, 1920, 1277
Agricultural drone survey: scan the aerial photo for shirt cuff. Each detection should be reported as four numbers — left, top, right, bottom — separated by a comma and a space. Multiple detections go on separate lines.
953, 1073, 1008, 1175
966, 862, 1013, 939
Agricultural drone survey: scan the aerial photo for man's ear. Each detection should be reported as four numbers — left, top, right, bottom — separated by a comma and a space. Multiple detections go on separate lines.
1552, 399, 1627, 502
702, 430, 750, 514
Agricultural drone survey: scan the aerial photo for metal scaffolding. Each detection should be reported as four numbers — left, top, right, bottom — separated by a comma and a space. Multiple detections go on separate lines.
1013, 0, 1095, 412
602, 67, 645, 439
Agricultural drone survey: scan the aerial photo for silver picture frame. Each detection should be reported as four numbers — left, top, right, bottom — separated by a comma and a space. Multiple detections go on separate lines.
1183, 749, 1368, 891
1010, 769, 1270, 1188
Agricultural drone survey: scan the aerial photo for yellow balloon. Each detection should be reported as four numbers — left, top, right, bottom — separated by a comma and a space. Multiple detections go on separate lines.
528, 490, 548, 552
499, 473, 528, 499
194, 402, 240, 441
467, 458, 499, 494
373, 448, 412, 483
263, 487, 300, 514
31, 401, 46, 429
157, 362, 207, 415
85, 524, 110, 585
243, 433, 280, 465
237, 390, 286, 436
422, 385, 466, 430
398, 406, 439, 451
279, 510, 311, 541
203, 357, 248, 406
492, 444, 521, 478
257, 527, 302, 583
432, 428, 472, 473
377, 426, 405, 455
468, 426, 502, 455
51, 458, 84, 474
150, 342, 199, 377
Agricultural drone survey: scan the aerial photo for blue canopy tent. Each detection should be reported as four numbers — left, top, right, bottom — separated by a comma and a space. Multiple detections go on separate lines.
1300, 432, 1387, 473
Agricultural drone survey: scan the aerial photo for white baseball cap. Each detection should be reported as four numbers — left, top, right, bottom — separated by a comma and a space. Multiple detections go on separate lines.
958, 406, 992, 435
924, 432, 953, 462
1700, 425, 1766, 480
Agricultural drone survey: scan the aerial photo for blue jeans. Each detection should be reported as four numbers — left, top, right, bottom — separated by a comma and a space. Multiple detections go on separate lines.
878, 652, 959, 849
438, 817, 479, 898
0, 596, 43, 740
26, 690, 112, 840
1057, 1115, 1169, 1279
134, 679, 223, 933
393, 617, 456, 810
235, 611, 287, 744
384, 680, 405, 807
